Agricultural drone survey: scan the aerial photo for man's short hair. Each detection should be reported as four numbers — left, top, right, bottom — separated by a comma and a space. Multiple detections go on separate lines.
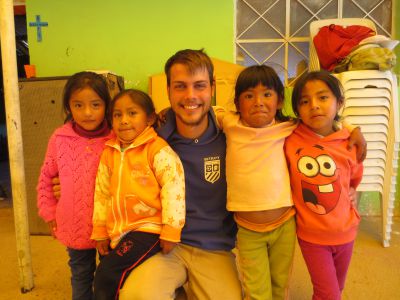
164, 49, 214, 86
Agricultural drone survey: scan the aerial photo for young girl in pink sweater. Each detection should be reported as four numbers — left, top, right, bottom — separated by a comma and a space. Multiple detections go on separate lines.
37, 71, 112, 300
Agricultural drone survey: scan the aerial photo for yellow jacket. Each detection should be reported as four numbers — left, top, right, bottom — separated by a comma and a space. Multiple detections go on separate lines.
91, 126, 185, 248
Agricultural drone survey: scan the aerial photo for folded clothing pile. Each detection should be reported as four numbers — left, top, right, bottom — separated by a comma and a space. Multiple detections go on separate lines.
314, 24, 399, 72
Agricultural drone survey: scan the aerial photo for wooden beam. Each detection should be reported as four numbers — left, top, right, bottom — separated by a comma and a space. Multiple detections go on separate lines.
0, 0, 34, 293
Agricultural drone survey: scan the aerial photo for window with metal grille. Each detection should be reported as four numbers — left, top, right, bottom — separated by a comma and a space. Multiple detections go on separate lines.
235, 0, 393, 86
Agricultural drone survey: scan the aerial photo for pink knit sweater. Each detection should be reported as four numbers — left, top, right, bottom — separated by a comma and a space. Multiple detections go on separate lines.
37, 122, 112, 249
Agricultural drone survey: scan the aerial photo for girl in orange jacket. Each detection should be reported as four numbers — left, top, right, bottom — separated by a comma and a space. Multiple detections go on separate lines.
91, 89, 185, 300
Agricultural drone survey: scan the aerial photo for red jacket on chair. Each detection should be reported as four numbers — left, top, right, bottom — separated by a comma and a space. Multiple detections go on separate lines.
314, 24, 375, 71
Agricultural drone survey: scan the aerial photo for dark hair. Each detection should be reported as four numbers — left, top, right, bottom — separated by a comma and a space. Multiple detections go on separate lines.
291, 70, 344, 121
234, 65, 288, 122
110, 89, 156, 125
62, 71, 111, 125
164, 49, 214, 86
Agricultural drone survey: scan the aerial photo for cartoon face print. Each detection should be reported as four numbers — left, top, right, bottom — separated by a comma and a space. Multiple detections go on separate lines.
296, 144, 341, 215
116, 240, 134, 257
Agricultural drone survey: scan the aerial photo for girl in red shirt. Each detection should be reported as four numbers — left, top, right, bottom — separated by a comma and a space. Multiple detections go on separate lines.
285, 71, 363, 300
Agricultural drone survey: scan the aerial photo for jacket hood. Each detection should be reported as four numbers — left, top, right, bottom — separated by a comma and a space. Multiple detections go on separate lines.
105, 126, 158, 150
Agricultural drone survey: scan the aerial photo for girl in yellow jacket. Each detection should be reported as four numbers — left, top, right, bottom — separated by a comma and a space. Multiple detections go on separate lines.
91, 89, 185, 300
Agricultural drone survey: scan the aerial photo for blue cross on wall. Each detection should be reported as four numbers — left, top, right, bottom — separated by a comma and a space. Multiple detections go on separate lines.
29, 15, 48, 42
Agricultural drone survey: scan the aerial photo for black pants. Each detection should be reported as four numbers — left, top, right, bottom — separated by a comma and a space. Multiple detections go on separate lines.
93, 231, 161, 300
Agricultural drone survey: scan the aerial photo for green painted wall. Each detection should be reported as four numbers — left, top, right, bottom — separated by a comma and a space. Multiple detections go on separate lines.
26, 0, 235, 91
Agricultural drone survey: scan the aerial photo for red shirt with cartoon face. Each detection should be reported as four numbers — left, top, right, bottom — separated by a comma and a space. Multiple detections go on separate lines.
285, 123, 363, 245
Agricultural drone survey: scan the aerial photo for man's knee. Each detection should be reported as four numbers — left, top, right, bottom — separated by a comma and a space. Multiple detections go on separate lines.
119, 285, 181, 300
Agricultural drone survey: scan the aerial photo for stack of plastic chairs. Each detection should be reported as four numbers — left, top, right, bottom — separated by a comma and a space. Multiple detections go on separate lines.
309, 19, 399, 247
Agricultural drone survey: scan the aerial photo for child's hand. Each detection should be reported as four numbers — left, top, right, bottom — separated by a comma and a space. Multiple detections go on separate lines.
52, 177, 61, 200
156, 107, 170, 127
96, 239, 111, 256
160, 240, 177, 254
347, 127, 367, 162
47, 220, 57, 238
212, 106, 226, 129
349, 187, 357, 208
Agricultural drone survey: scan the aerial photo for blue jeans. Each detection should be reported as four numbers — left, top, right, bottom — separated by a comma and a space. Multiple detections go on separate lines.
67, 248, 97, 300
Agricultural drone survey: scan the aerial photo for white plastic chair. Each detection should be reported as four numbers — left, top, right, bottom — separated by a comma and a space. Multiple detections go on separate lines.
342, 80, 392, 92
345, 98, 390, 110
364, 133, 388, 144
344, 88, 392, 101
364, 166, 385, 177
366, 142, 388, 151
363, 158, 386, 168
358, 183, 383, 193
359, 124, 389, 133
345, 115, 389, 127
342, 106, 390, 118
309, 21, 398, 246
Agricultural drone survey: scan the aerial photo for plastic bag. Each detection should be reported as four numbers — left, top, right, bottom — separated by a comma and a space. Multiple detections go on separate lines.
333, 45, 396, 73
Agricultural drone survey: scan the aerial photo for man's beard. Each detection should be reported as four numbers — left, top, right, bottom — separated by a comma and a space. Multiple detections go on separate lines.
176, 110, 208, 127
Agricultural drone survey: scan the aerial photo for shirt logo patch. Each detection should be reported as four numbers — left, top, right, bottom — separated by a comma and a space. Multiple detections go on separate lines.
204, 157, 220, 183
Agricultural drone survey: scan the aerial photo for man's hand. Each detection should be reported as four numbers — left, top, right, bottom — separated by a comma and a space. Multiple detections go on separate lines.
47, 220, 57, 238
96, 239, 111, 256
348, 127, 367, 162
52, 177, 61, 200
160, 240, 177, 254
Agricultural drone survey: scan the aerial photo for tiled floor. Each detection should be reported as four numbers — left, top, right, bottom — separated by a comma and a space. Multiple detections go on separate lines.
1, 201, 399, 299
